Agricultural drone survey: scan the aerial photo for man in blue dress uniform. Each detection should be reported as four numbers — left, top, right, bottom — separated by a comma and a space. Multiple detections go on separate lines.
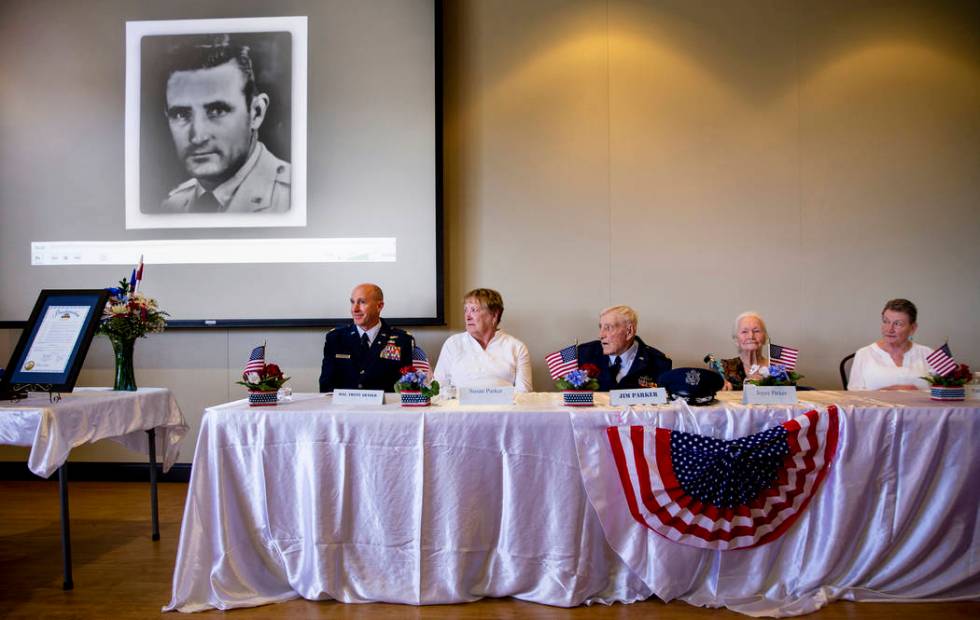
577, 305, 672, 391
318, 283, 415, 392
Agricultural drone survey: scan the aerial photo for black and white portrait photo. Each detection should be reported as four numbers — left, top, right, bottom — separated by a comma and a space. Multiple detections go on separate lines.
125, 17, 307, 229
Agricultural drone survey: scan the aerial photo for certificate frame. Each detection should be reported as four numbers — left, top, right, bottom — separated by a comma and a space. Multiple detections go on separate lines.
0, 289, 110, 398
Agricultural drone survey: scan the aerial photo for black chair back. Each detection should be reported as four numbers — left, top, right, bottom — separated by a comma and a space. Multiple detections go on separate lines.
839, 353, 856, 389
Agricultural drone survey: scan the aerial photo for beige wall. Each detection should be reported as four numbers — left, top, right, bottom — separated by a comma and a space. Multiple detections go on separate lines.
2, 0, 978, 464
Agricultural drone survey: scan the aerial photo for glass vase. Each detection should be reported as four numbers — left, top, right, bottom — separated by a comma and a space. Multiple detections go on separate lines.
110, 335, 138, 391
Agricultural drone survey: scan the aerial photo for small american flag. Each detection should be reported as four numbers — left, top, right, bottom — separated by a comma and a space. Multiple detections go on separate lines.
244, 345, 265, 375
133, 255, 144, 292
769, 342, 799, 371
412, 345, 431, 374
926, 343, 958, 377
546, 344, 578, 380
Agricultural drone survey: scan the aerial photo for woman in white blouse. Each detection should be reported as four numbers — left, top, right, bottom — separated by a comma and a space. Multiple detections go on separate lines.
434, 288, 533, 392
848, 298, 931, 391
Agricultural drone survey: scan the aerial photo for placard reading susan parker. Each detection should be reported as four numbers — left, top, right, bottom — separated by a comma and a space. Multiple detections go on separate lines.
125, 17, 307, 229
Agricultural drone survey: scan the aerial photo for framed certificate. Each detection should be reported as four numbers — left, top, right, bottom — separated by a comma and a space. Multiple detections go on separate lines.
0, 289, 109, 398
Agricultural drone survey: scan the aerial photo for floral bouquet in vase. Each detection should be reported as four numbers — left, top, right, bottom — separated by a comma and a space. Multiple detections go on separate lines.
394, 367, 439, 407
237, 345, 290, 406
556, 363, 600, 406
98, 269, 167, 391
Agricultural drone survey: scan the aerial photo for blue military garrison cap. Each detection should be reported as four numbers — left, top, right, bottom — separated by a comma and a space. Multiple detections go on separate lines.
659, 367, 724, 406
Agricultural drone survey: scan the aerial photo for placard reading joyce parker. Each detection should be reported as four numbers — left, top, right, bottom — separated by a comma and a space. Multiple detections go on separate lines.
21, 306, 91, 374
125, 17, 307, 230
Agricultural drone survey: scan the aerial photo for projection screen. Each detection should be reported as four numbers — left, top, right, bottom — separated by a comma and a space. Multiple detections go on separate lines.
0, 0, 441, 328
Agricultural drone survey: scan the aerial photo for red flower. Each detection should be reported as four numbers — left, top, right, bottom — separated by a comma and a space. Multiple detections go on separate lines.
580, 363, 600, 378
265, 363, 283, 380
400, 365, 415, 375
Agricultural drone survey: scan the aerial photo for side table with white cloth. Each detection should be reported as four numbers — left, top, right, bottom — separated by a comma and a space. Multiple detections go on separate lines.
165, 391, 979, 616
0, 387, 187, 589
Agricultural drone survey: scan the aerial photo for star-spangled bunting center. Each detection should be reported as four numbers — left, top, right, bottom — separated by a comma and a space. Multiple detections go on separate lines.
669, 425, 790, 508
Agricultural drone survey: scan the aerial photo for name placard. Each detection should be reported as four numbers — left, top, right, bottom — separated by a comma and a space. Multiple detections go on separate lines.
742, 385, 798, 405
967, 385, 980, 401
332, 389, 384, 405
459, 386, 515, 405
610, 388, 668, 406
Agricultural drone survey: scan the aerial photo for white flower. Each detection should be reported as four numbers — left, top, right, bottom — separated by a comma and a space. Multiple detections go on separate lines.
758, 366, 770, 378
246, 372, 262, 384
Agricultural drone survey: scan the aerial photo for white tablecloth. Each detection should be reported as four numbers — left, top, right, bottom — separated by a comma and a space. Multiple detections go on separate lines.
165, 391, 980, 616
0, 387, 188, 477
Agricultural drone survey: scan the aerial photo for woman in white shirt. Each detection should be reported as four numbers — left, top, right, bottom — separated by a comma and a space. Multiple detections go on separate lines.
434, 288, 532, 392
848, 298, 931, 391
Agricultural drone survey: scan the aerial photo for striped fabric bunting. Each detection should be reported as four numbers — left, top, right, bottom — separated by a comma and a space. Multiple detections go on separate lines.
605, 406, 839, 550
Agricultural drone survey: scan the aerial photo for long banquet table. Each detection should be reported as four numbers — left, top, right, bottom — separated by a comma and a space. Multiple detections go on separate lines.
165, 391, 980, 616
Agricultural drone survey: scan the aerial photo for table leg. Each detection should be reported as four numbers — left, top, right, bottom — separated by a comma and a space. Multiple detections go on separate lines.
147, 428, 160, 541
58, 463, 73, 590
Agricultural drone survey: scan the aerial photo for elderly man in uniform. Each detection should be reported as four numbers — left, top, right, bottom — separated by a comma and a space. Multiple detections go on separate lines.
319, 283, 415, 392
160, 35, 290, 213
577, 305, 672, 391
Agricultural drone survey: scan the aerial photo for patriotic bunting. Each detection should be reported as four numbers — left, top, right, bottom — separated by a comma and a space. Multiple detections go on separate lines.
546, 344, 578, 380
606, 406, 839, 550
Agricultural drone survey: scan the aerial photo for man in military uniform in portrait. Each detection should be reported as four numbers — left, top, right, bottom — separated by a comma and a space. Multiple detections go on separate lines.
577, 305, 672, 391
319, 283, 415, 392
160, 35, 290, 213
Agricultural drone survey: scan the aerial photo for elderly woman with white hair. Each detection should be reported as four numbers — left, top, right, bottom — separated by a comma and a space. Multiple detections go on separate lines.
719, 311, 770, 390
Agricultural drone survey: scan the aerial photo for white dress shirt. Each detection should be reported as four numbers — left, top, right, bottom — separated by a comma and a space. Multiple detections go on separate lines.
608, 341, 639, 383
434, 330, 533, 392
847, 342, 932, 391
356, 322, 382, 347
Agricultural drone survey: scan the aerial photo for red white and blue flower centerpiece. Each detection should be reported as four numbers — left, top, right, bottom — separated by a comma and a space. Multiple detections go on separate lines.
97, 268, 167, 391
744, 363, 803, 387
237, 345, 290, 406
394, 367, 439, 407
556, 363, 600, 406
922, 363, 971, 401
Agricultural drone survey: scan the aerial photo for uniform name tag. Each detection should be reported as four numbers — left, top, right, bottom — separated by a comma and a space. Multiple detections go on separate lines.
459, 386, 515, 405
742, 385, 798, 405
333, 389, 384, 405
335, 353, 351, 359
610, 388, 667, 405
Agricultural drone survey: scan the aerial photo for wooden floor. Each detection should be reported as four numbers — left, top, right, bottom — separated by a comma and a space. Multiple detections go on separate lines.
0, 481, 976, 620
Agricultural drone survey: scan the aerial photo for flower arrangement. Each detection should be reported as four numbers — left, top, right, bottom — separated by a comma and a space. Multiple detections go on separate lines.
922, 363, 972, 387
556, 363, 600, 391
394, 367, 440, 398
237, 363, 290, 392
745, 364, 803, 387
97, 278, 168, 340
